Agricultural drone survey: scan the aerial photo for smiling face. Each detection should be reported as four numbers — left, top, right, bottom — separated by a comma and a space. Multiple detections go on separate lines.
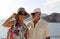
19, 15, 26, 22
31, 12, 41, 21
15, 11, 27, 23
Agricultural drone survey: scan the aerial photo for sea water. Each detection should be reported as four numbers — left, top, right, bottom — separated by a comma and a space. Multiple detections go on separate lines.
0, 20, 60, 39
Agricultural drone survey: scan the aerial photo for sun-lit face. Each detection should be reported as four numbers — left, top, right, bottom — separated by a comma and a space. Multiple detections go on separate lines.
32, 12, 41, 20
19, 15, 26, 22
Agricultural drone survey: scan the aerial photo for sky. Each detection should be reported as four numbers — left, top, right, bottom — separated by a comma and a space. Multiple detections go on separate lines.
0, 0, 60, 19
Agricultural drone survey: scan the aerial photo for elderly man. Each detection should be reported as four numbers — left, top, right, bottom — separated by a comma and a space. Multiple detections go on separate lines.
27, 8, 50, 39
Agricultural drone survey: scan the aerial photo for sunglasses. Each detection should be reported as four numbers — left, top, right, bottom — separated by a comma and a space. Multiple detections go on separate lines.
31, 13, 35, 15
31, 12, 41, 16
18, 11, 27, 15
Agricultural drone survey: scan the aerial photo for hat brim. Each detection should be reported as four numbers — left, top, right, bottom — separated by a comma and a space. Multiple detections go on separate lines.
25, 12, 30, 19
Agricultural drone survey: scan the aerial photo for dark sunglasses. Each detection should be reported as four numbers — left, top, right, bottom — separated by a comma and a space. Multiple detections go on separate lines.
18, 11, 27, 15
31, 13, 35, 15
31, 12, 41, 16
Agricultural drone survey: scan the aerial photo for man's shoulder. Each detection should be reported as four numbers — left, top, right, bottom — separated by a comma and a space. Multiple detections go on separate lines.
26, 20, 34, 30
26, 20, 34, 27
38, 18, 48, 27
27, 20, 33, 25
40, 18, 48, 24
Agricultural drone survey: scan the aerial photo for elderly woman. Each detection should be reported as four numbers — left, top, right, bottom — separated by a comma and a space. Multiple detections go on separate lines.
2, 7, 29, 39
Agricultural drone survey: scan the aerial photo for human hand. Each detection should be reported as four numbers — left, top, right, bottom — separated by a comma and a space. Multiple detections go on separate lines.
13, 13, 17, 18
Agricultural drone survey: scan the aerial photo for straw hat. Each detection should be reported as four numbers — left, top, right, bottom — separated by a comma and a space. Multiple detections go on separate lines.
17, 7, 30, 19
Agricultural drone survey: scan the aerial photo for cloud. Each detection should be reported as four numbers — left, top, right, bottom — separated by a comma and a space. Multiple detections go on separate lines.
0, 0, 29, 19
0, 0, 60, 19
42, 0, 60, 6
0, 0, 13, 19
41, 0, 60, 15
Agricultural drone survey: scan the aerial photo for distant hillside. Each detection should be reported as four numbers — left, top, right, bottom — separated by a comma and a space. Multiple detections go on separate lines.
43, 13, 60, 23
41, 13, 48, 17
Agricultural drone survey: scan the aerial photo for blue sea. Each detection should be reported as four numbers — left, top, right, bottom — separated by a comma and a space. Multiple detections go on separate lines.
0, 20, 60, 39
